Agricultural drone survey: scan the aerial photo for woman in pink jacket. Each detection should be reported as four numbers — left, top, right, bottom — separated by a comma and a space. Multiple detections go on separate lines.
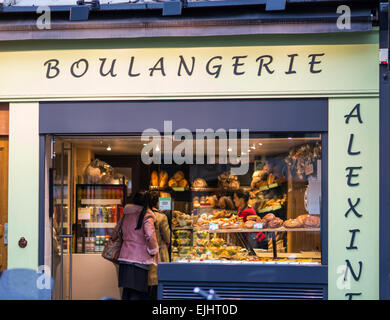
117, 191, 159, 300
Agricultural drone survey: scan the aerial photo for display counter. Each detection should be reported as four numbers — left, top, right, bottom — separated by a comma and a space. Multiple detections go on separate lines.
158, 263, 327, 300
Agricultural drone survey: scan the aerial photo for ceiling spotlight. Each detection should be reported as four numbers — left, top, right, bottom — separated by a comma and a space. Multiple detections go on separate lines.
251, 145, 256, 150
106, 146, 112, 151
258, 143, 263, 146
227, 148, 232, 152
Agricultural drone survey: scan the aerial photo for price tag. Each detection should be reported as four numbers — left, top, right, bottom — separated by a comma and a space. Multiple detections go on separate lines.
253, 223, 263, 229
159, 197, 171, 211
209, 223, 219, 231
78, 208, 91, 220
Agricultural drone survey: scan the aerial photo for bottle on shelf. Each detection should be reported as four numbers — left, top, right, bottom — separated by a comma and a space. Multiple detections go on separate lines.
112, 207, 117, 223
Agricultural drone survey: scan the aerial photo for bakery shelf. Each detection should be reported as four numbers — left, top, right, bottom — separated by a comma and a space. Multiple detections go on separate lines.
193, 227, 320, 233
81, 199, 122, 205
257, 205, 283, 213
173, 227, 193, 230
191, 187, 219, 192
252, 180, 287, 192
85, 222, 116, 229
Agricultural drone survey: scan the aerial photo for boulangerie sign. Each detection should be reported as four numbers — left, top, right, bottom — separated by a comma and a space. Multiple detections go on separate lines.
0, 44, 378, 100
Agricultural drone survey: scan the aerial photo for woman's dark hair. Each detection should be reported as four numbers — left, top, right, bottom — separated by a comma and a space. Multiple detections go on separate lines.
130, 191, 151, 230
149, 191, 160, 210
234, 188, 250, 203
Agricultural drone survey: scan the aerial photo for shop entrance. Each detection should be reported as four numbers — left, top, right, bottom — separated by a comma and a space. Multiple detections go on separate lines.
48, 133, 323, 300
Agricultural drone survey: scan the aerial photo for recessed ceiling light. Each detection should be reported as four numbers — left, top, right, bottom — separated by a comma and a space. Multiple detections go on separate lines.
106, 146, 112, 151
251, 145, 256, 150
258, 143, 263, 146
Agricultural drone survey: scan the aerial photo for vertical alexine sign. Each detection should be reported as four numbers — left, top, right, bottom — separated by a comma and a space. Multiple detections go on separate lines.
329, 98, 379, 300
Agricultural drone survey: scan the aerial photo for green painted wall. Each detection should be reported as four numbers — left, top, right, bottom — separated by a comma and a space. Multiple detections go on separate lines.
329, 97, 379, 299
8, 102, 39, 270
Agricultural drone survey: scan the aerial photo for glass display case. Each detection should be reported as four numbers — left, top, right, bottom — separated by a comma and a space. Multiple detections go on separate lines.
150, 135, 322, 265
75, 184, 126, 253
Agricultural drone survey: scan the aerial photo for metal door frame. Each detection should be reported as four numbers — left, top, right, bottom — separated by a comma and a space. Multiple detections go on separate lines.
50, 137, 74, 300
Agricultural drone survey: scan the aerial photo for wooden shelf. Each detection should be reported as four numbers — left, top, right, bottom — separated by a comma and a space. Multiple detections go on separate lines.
85, 222, 116, 229
193, 227, 320, 233
81, 199, 122, 205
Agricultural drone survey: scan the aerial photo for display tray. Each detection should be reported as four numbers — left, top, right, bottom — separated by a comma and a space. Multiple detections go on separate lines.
257, 205, 282, 213
80, 199, 122, 205
193, 227, 320, 233
173, 227, 193, 230
171, 259, 320, 265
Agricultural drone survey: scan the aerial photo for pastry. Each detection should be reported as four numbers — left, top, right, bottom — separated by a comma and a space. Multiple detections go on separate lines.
159, 171, 168, 188
244, 221, 255, 229
173, 171, 185, 181
304, 215, 320, 228
219, 197, 227, 209
178, 179, 188, 188
247, 215, 260, 222
207, 195, 218, 208
296, 214, 308, 225
229, 180, 240, 190
192, 178, 207, 188
168, 178, 178, 188
268, 217, 283, 229
151, 171, 159, 187
263, 213, 275, 222
283, 219, 302, 228
193, 197, 200, 208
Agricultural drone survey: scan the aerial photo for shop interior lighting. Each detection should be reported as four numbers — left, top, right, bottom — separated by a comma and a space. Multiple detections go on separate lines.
106, 145, 112, 151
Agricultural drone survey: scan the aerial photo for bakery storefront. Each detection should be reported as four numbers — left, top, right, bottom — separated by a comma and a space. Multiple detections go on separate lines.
1, 30, 379, 300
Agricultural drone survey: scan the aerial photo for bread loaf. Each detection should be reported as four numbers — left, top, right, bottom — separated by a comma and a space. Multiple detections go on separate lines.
263, 213, 275, 222
159, 171, 168, 188
168, 178, 178, 188
192, 178, 207, 188
247, 215, 261, 222
268, 217, 283, 229
283, 219, 302, 228
304, 215, 320, 228
151, 171, 159, 187
296, 214, 308, 226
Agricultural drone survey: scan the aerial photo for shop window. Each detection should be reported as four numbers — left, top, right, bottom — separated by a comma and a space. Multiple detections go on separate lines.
64, 133, 323, 266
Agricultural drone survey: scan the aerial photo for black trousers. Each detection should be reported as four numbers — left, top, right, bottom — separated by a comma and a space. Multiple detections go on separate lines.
122, 287, 151, 300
